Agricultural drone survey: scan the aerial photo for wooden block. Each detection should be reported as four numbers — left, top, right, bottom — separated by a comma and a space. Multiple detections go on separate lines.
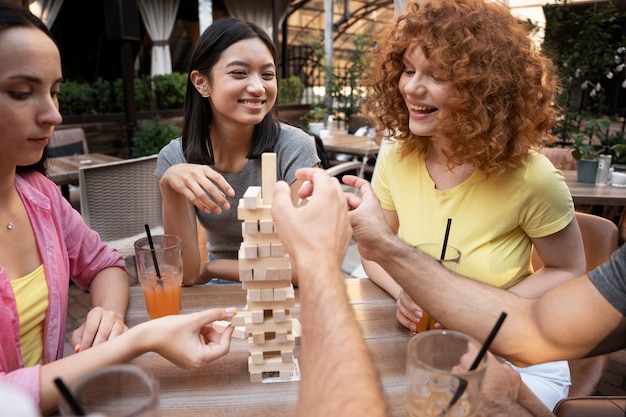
273, 309, 286, 323
212, 321, 247, 339
260, 288, 274, 301
239, 256, 291, 270
280, 370, 292, 380
243, 186, 262, 209
247, 291, 295, 310
266, 268, 281, 280
253, 268, 267, 280
248, 289, 262, 302
292, 318, 302, 343
279, 267, 292, 280
251, 352, 264, 365
270, 243, 284, 257
237, 202, 273, 221
274, 287, 287, 301
257, 243, 271, 258
233, 326, 247, 339
242, 279, 291, 290
239, 268, 253, 281
250, 372, 262, 383
252, 332, 265, 344
248, 355, 294, 373
242, 220, 259, 235
240, 243, 257, 259
281, 351, 294, 363
259, 219, 274, 234
246, 318, 292, 333
261, 153, 277, 205
276, 332, 288, 343
251, 310, 264, 324
231, 310, 250, 327
244, 233, 282, 245
247, 335, 295, 352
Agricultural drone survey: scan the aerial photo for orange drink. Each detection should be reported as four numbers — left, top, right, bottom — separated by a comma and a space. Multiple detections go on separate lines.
134, 234, 183, 320
139, 266, 182, 319
412, 244, 461, 335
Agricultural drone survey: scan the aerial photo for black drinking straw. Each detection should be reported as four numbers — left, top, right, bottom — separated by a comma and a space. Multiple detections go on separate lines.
440, 218, 452, 261
440, 312, 508, 416
54, 377, 85, 416
144, 224, 161, 280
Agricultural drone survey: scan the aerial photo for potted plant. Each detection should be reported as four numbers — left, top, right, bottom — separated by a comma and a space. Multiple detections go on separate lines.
571, 118, 611, 183
302, 104, 326, 136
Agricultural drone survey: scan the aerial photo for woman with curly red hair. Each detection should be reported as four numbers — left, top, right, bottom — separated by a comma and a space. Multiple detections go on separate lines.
362, 0, 585, 409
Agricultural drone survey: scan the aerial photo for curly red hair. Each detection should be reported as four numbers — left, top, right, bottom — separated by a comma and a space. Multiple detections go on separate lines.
365, 0, 559, 175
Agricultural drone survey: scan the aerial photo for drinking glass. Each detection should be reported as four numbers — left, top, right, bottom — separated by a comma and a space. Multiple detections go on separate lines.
411, 244, 461, 334
406, 330, 487, 417
58, 364, 160, 417
134, 234, 183, 319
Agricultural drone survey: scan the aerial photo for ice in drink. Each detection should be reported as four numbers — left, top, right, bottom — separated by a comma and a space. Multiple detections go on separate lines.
407, 391, 471, 417
139, 265, 182, 319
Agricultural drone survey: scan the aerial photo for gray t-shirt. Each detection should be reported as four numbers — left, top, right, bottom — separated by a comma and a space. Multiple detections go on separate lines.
154, 123, 320, 260
589, 244, 626, 316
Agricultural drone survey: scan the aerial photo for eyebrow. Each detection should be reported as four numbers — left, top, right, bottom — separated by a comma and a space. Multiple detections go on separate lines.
8, 75, 64, 85
226, 60, 275, 70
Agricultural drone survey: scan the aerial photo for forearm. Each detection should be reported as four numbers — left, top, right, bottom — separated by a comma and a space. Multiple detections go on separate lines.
88, 267, 129, 318
362, 258, 402, 300
39, 324, 149, 414
199, 259, 241, 283
508, 266, 581, 299
297, 261, 387, 417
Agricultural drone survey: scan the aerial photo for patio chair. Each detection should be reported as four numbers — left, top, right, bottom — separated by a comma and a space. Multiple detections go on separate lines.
48, 127, 89, 207
78, 154, 163, 260
532, 212, 618, 404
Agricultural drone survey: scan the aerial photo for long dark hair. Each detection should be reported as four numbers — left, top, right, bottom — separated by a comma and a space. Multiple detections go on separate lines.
1, 0, 57, 175
182, 17, 280, 165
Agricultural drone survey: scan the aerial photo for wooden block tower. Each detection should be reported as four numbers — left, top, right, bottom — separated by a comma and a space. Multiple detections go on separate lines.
233, 153, 297, 382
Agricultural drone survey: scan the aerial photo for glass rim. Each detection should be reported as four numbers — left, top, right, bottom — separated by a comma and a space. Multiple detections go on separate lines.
134, 234, 182, 251
407, 329, 488, 376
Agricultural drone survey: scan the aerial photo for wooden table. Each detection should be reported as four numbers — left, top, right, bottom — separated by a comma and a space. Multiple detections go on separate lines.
47, 153, 122, 186
126, 279, 408, 417
322, 133, 381, 178
563, 170, 626, 206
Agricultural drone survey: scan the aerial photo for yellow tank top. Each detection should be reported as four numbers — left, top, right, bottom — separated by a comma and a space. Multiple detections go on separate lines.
10, 264, 48, 366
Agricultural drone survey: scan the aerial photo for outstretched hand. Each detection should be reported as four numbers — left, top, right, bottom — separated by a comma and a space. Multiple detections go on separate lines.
139, 308, 236, 369
272, 167, 352, 271
72, 306, 128, 351
341, 175, 395, 262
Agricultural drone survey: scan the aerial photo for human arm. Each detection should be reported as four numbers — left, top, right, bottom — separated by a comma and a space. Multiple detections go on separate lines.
343, 174, 626, 365
272, 168, 387, 417
39, 307, 235, 414
71, 266, 129, 350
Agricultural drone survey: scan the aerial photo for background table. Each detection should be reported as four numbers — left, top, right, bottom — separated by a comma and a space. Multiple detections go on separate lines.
126, 279, 408, 417
562, 170, 626, 206
47, 153, 122, 187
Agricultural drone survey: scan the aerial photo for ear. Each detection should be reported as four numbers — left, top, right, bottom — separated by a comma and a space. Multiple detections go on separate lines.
190, 70, 210, 97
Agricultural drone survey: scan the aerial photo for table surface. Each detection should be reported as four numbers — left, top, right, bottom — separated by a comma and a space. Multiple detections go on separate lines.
47, 153, 122, 186
322, 132, 380, 159
126, 278, 408, 417
562, 170, 626, 206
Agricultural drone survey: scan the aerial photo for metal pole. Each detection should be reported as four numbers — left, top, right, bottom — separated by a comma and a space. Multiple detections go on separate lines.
324, 0, 333, 121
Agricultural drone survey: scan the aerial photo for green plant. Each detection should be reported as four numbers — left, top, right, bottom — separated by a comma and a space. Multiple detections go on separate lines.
131, 117, 181, 157
302, 104, 326, 124
59, 80, 94, 115
571, 117, 611, 160
152, 72, 187, 110
278, 75, 304, 104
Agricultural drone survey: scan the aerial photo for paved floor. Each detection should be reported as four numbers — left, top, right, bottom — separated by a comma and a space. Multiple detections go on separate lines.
65, 282, 626, 400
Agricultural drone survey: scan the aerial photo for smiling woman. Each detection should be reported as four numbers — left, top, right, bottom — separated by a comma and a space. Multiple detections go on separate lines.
155, 17, 320, 287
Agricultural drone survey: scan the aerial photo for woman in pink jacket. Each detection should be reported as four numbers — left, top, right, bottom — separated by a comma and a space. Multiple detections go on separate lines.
0, 3, 235, 414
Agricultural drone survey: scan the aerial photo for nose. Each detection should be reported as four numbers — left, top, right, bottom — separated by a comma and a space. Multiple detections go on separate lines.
247, 74, 265, 94
38, 95, 63, 127
403, 73, 427, 97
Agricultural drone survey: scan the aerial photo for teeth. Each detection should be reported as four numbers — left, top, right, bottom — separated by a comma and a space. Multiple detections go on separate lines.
241, 100, 264, 105
410, 105, 435, 112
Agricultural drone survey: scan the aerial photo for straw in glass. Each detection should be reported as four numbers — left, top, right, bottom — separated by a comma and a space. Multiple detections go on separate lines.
54, 377, 86, 416
440, 311, 508, 416
440, 218, 452, 261
144, 224, 161, 280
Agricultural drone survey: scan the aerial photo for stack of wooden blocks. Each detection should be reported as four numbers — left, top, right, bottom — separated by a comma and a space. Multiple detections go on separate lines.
232, 153, 298, 382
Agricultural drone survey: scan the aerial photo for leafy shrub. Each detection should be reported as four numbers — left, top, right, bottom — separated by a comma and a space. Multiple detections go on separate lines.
152, 72, 187, 110
91, 77, 113, 114
59, 80, 93, 115
131, 117, 181, 157
278, 75, 304, 104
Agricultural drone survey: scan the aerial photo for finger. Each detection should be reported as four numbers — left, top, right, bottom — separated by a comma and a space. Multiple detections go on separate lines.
293, 167, 321, 183
297, 181, 314, 200
344, 192, 363, 211
272, 181, 295, 214
396, 309, 415, 330
193, 307, 238, 327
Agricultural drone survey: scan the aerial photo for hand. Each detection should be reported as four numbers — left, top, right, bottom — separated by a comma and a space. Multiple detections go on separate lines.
160, 163, 235, 214
71, 306, 128, 350
475, 353, 524, 417
341, 175, 395, 261
140, 308, 236, 369
272, 167, 352, 271
396, 290, 426, 331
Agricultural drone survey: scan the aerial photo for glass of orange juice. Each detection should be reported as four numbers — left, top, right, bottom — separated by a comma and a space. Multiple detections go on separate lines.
411, 243, 461, 335
134, 234, 183, 319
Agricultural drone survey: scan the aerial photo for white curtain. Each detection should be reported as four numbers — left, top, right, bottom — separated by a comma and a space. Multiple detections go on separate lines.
29, 0, 64, 28
137, 0, 181, 76
224, 0, 290, 38
198, 0, 213, 34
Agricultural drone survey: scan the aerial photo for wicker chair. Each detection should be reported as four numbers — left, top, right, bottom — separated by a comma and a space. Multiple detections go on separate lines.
78, 154, 163, 260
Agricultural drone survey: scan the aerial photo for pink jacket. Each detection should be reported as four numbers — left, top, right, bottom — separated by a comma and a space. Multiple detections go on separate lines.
0, 171, 126, 404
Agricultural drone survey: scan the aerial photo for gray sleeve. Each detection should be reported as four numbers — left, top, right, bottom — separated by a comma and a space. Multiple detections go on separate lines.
588, 244, 626, 316
275, 123, 321, 184
154, 138, 185, 179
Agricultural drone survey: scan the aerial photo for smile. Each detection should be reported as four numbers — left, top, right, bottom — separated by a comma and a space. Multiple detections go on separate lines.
408, 104, 437, 114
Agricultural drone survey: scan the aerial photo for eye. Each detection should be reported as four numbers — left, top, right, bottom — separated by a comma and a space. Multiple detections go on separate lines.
229, 70, 247, 78
402, 68, 415, 76
8, 90, 30, 100
262, 71, 276, 80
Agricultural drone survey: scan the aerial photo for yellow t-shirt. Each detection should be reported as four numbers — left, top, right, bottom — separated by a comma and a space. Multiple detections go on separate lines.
10, 264, 48, 366
373, 142, 574, 288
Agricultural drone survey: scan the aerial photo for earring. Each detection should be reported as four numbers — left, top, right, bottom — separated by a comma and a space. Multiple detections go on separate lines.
202, 94, 209, 98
